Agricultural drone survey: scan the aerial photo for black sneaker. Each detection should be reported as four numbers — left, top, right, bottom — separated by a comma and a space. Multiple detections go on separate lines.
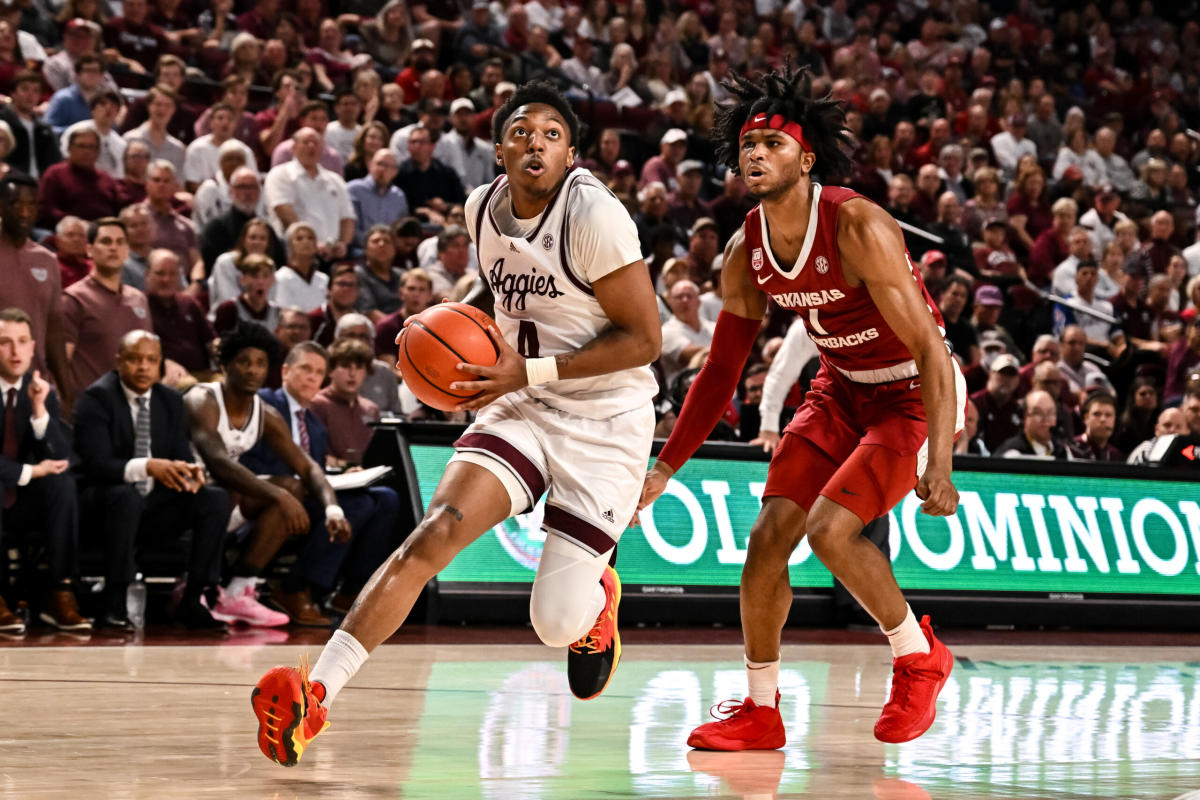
567, 565, 621, 700
178, 597, 230, 632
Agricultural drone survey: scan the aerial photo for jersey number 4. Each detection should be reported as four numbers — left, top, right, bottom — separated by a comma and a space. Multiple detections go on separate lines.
517, 320, 540, 358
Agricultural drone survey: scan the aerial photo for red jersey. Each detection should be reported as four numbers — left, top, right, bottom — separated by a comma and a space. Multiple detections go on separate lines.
743, 184, 947, 383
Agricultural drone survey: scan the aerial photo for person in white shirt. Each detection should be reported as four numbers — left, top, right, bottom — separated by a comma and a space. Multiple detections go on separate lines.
749, 317, 818, 451
389, 98, 455, 167
560, 36, 605, 91
1093, 127, 1136, 195
1051, 226, 1096, 297
193, 149, 266, 229
182, 103, 257, 193
274, 222, 330, 312
1078, 185, 1127, 259
424, 225, 477, 301
1183, 226, 1200, 278
989, 113, 1038, 180
60, 89, 125, 178
263, 127, 356, 261
324, 89, 362, 163
659, 279, 714, 386
437, 97, 495, 192
122, 85, 186, 175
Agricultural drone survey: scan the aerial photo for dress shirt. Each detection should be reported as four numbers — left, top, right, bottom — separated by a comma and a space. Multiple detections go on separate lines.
120, 381, 154, 487
0, 376, 48, 486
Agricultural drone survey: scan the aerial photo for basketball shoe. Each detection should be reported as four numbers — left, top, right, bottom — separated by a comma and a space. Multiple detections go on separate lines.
687, 690, 785, 751
567, 565, 621, 700
873, 615, 953, 743
251, 655, 330, 766
212, 583, 290, 627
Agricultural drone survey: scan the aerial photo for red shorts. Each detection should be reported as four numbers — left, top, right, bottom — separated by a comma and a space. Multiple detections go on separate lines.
762, 364, 963, 524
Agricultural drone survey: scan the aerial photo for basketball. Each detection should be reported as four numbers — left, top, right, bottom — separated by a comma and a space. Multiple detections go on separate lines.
395, 302, 501, 411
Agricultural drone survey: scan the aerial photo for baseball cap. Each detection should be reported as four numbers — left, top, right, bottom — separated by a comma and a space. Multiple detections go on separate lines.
662, 88, 687, 107
494, 81, 516, 96
1062, 165, 1083, 181
1097, 182, 1119, 199
975, 284, 1004, 306
661, 128, 688, 145
450, 97, 475, 114
983, 217, 1008, 230
677, 159, 704, 177
989, 17, 1006, 31
471, 0, 489, 9
64, 17, 99, 35
412, 38, 435, 51
920, 249, 947, 267
689, 217, 718, 236
990, 353, 1020, 373
612, 159, 634, 177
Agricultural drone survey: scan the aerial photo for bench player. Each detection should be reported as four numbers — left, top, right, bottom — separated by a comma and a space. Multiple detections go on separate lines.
637, 65, 966, 749
251, 81, 662, 767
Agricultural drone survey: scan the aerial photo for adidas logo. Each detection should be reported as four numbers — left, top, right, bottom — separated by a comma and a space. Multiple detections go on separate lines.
509, 242, 520, 253
602, 508, 615, 523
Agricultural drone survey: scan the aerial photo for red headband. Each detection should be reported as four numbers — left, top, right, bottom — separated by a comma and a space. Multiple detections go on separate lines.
739, 113, 811, 152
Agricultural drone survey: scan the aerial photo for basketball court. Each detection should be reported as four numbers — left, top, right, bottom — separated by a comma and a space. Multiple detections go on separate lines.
4, 626, 1198, 799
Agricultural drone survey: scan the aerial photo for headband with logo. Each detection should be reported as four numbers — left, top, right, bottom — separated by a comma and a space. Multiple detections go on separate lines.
739, 112, 812, 152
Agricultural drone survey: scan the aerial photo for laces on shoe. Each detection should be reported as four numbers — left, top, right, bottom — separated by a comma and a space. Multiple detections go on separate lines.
708, 697, 755, 721
568, 606, 614, 655
886, 660, 944, 710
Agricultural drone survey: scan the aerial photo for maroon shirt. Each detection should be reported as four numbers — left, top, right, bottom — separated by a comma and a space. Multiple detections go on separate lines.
1027, 228, 1068, 289
103, 18, 169, 72
62, 274, 152, 391
0, 237, 60, 373
148, 292, 214, 373
374, 309, 405, 359
309, 387, 380, 464
1165, 337, 1200, 399
37, 162, 121, 228
57, 253, 91, 288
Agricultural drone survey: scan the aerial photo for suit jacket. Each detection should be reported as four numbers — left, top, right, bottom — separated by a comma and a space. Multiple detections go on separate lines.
240, 387, 328, 476
72, 371, 193, 486
0, 373, 72, 489
0, 104, 62, 178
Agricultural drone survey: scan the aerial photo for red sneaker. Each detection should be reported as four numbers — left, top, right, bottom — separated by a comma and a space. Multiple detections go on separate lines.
687, 691, 785, 751
251, 655, 330, 766
873, 615, 953, 743
567, 565, 622, 700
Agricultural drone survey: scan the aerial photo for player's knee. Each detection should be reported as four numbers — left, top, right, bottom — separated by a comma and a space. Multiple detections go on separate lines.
396, 517, 456, 575
806, 514, 848, 559
529, 593, 587, 648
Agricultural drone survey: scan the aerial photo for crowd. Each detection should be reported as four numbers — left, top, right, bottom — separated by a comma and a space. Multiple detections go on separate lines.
1, 0, 1200, 633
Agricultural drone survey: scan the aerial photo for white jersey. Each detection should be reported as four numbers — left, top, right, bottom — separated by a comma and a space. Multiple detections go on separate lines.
193, 381, 264, 460
465, 168, 657, 419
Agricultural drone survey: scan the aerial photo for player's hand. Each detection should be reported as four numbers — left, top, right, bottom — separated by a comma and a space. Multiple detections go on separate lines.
916, 466, 958, 516
26, 369, 49, 417
450, 327, 525, 410
327, 515, 352, 542
630, 460, 675, 526
748, 430, 780, 453
146, 458, 199, 492
30, 459, 69, 479
274, 490, 311, 535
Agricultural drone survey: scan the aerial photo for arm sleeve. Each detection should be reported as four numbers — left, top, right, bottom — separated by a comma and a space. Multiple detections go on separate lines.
759, 319, 817, 434
568, 188, 644, 283
657, 310, 761, 472
29, 412, 48, 440
124, 457, 149, 483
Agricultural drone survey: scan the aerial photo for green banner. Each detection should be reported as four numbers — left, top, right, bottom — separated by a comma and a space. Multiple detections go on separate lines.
411, 445, 1200, 594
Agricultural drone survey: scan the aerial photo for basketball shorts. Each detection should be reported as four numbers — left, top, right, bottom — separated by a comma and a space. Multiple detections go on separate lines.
763, 363, 967, 524
450, 389, 656, 557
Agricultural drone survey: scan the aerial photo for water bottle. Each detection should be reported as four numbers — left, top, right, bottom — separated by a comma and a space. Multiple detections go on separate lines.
126, 573, 147, 630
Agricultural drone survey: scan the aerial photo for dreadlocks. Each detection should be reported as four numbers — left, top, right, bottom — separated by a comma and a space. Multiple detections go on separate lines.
713, 64, 854, 183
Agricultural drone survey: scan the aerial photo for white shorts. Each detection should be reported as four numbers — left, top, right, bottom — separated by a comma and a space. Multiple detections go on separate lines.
451, 389, 656, 556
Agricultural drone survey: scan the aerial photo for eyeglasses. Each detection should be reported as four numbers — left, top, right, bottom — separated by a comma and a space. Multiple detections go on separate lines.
1026, 410, 1055, 420
231, 183, 259, 190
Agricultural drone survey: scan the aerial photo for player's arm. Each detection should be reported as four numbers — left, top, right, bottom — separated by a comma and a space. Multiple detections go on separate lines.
260, 405, 351, 541
634, 227, 768, 517
838, 199, 958, 516
184, 390, 292, 504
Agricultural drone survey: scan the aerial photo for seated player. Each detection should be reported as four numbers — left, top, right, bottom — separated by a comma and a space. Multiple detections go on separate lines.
185, 323, 351, 626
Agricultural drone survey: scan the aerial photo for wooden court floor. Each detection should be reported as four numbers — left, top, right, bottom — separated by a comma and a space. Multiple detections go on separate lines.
1, 633, 1199, 799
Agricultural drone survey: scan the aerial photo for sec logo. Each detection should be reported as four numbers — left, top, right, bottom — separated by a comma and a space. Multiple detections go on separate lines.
815, 255, 829, 274
751, 248, 763, 270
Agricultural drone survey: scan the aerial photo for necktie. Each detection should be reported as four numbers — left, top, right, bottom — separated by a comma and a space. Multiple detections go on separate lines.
3, 388, 16, 509
134, 396, 151, 495
295, 409, 311, 456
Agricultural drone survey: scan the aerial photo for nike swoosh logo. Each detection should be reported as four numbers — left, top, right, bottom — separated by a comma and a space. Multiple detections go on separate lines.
841, 487, 859, 496
909, 380, 921, 390
756, 272, 772, 285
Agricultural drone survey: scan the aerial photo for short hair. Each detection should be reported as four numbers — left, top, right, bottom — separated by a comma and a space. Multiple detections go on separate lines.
437, 224, 469, 251
88, 216, 126, 243
940, 274, 972, 296
118, 329, 160, 355
218, 322, 279, 367
66, 127, 100, 149
147, 158, 177, 180
0, 170, 37, 202
11, 71, 41, 90
330, 262, 358, 282
89, 89, 122, 110
74, 53, 103, 74
1051, 197, 1078, 216
713, 64, 854, 181
0, 307, 32, 328
403, 267, 433, 288
285, 221, 317, 252
153, 53, 186, 78
299, 100, 330, 120
284, 340, 328, 367
334, 312, 375, 339
326, 337, 374, 371
147, 248, 179, 269
492, 79, 580, 147
366, 223, 392, 241
146, 84, 179, 107
236, 252, 276, 276
1082, 392, 1117, 416
391, 216, 424, 239
273, 69, 301, 93
55, 215, 86, 235
221, 74, 249, 91
209, 102, 235, 118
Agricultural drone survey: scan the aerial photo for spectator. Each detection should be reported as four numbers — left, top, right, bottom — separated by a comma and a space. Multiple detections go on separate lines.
1165, 316, 1200, 403
102, 0, 169, 73
1052, 128, 1106, 188
1031, 360, 1079, 440
143, 160, 203, 292
270, 309, 313, 391
59, 90, 125, 179
998, 389, 1075, 460
938, 275, 979, 366
1051, 227, 1097, 298
1073, 392, 1123, 461
182, 104, 257, 194
144, 249, 214, 379
347, 148, 408, 247
361, 0, 415, 70
374, 267, 432, 357
1006, 166, 1052, 257
439, 97, 494, 192
324, 88, 362, 163
269, 101, 345, 173
199, 167, 284, 273
1140, 210, 1181, 275
355, 225, 403, 321
256, 70, 304, 160
1028, 198, 1079, 289
72, 329, 229, 630
308, 263, 360, 347
1126, 406, 1188, 465
235, 0, 278, 40
660, 279, 713, 385
471, 80, 515, 141
43, 18, 107, 93
560, 35, 603, 90
114, 140, 152, 207
54, 215, 91, 289
1117, 376, 1164, 456
664, 159, 708, 233
0, 306, 87, 632
343, 121, 390, 183
928, 191, 973, 275
208, 217, 278, 314
239, 340, 398, 622
1129, 158, 1170, 220
264, 127, 355, 261
192, 76, 259, 152
390, 216, 424, 272
937, 144, 971, 204
1115, 265, 1179, 355
44, 53, 107, 135
309, 337, 382, 466
394, 123, 466, 213
0, 72, 61, 180
119, 202, 155, 290
36, 127, 120, 228
390, 97, 453, 167
192, 143, 257, 229
119, 55, 198, 145
640, 128, 687, 191
274, 222, 328, 312
331, 314, 403, 417
63, 217, 153, 393
1055, 258, 1123, 352
1093, 127, 1136, 196
426, 225, 474, 301
1025, 94, 1063, 161
961, 166, 1007, 242
213, 253, 280, 335
970, 353, 1023, 452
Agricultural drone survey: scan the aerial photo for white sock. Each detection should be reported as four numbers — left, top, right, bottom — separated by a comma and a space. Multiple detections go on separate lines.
310, 629, 369, 707
225, 576, 256, 596
882, 605, 930, 658
745, 655, 780, 708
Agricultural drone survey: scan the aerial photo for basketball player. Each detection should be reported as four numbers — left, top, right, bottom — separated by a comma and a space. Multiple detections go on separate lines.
636, 66, 966, 749
185, 323, 351, 626
251, 81, 662, 767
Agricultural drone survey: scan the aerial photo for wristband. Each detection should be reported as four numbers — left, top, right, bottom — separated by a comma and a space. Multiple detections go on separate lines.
325, 504, 346, 522
525, 356, 559, 385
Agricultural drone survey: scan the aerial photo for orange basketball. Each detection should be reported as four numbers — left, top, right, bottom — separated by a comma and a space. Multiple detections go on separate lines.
396, 302, 501, 411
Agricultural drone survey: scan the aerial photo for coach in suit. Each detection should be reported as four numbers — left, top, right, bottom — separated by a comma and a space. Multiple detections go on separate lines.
73, 330, 231, 630
241, 341, 399, 623
0, 307, 89, 633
